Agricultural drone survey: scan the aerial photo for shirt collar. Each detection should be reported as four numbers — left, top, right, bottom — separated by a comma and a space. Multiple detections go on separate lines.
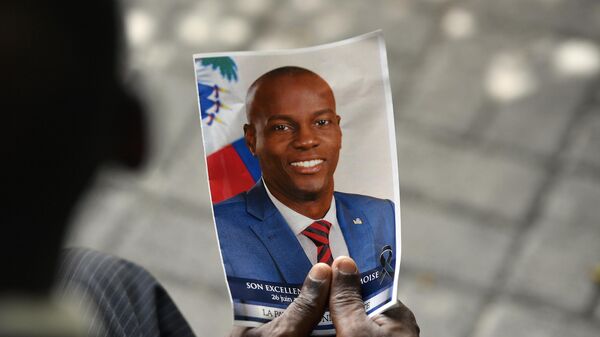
262, 178, 337, 235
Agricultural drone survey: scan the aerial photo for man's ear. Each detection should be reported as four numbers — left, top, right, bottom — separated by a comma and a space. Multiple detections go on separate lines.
244, 123, 256, 156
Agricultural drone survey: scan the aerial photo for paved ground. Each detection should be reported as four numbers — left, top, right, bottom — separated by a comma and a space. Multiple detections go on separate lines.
65, 0, 600, 336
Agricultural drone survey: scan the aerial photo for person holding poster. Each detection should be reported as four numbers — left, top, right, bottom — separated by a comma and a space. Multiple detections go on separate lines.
4, 0, 418, 334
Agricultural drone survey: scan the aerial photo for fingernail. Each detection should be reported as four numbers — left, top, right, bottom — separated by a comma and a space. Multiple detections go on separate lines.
308, 263, 329, 281
336, 256, 358, 275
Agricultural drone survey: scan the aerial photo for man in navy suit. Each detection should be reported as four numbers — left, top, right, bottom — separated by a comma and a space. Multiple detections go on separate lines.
215, 66, 396, 283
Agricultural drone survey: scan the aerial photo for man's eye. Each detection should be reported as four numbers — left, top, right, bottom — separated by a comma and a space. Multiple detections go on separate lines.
315, 119, 330, 126
273, 125, 290, 131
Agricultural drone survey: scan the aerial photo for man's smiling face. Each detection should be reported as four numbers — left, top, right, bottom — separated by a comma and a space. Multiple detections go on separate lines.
245, 70, 341, 202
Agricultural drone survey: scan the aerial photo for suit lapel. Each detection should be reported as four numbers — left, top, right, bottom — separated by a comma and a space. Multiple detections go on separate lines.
335, 194, 376, 273
246, 181, 312, 283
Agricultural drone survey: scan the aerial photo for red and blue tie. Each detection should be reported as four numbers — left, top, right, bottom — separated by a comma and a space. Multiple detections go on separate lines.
302, 220, 334, 265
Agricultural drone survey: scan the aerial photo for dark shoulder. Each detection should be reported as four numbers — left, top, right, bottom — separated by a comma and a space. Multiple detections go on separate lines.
58, 247, 152, 288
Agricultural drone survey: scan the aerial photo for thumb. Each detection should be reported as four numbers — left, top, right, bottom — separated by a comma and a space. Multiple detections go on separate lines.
329, 257, 368, 333
261, 263, 331, 337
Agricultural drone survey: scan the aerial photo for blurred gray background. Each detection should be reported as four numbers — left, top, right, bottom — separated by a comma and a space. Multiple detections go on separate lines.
65, 0, 600, 336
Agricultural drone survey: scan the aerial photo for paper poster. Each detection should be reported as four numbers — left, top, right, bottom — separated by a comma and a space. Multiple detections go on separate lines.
193, 31, 401, 335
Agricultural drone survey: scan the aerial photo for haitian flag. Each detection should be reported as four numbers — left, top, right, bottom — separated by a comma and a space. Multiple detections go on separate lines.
194, 57, 260, 203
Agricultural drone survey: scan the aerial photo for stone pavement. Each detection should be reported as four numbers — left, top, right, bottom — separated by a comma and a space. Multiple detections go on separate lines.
65, 0, 600, 336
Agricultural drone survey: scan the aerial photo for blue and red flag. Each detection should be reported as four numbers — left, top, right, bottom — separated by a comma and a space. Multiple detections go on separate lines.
195, 57, 260, 203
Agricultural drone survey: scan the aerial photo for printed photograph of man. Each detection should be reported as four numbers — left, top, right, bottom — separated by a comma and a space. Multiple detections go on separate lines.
214, 66, 396, 284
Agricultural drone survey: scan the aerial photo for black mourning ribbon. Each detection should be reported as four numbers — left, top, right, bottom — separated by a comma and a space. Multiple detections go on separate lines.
379, 245, 394, 284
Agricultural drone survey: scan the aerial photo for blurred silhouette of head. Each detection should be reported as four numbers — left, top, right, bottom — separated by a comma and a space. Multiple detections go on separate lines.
1, 0, 146, 295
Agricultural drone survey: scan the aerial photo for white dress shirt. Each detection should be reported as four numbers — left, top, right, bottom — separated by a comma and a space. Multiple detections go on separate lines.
263, 180, 350, 265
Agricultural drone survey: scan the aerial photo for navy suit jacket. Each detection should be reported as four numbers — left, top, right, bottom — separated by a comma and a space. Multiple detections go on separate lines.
214, 181, 396, 284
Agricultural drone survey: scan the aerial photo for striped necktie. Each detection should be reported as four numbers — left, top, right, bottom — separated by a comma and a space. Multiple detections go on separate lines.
301, 220, 334, 265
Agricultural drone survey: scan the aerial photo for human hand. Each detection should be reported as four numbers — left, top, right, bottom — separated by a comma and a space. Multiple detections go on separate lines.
230, 263, 332, 337
230, 256, 419, 337
329, 257, 420, 337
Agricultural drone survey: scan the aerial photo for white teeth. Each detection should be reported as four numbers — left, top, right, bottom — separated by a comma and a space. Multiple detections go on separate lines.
291, 159, 323, 168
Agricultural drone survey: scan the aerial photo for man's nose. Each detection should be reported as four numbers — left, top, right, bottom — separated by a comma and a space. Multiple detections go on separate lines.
292, 126, 319, 150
